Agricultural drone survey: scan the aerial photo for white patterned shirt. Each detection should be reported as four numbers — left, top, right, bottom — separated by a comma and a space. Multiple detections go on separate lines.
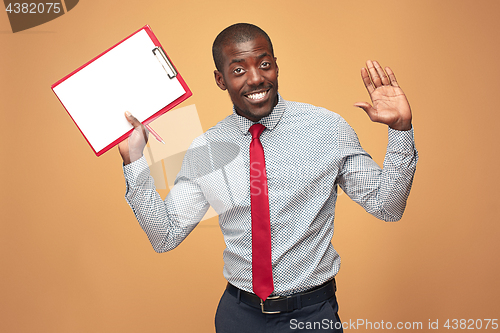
123, 94, 418, 296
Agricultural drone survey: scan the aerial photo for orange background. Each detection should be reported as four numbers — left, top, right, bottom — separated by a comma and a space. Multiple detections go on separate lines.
1, 0, 499, 332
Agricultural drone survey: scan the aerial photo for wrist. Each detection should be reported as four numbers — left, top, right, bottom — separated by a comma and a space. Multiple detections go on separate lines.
389, 120, 412, 131
121, 150, 143, 165
127, 151, 143, 164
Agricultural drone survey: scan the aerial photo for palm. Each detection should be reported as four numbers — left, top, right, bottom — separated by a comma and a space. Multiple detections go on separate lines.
354, 60, 412, 131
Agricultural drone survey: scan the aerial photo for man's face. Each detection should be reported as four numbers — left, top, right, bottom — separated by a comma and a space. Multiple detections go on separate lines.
214, 35, 279, 122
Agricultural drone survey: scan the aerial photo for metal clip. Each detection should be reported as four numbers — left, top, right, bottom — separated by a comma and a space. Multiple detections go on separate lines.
152, 46, 177, 79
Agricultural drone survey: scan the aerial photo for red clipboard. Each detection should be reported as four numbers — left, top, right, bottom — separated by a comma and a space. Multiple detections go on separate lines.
51, 25, 192, 157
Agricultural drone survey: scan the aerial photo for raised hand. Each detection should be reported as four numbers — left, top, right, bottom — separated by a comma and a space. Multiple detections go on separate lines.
354, 60, 412, 131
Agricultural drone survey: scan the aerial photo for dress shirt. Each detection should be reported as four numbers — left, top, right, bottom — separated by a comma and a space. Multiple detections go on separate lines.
123, 93, 418, 296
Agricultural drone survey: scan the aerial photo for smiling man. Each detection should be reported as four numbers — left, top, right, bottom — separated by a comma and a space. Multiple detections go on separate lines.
119, 23, 418, 333
213, 30, 279, 122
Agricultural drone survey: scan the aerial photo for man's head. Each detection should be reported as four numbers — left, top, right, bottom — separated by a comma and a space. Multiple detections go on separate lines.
213, 23, 279, 122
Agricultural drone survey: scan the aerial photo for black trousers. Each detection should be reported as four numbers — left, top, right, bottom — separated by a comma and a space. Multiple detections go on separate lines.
215, 289, 343, 333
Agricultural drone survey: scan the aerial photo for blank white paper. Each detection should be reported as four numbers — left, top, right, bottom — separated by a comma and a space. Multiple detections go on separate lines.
53, 29, 186, 153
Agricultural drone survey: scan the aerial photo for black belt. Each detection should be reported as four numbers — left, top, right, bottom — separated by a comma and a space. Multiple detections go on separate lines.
226, 279, 336, 314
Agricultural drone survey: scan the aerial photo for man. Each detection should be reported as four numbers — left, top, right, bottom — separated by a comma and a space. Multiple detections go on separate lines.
119, 23, 417, 332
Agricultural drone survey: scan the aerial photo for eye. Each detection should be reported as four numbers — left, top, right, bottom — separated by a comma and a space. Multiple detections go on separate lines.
233, 67, 245, 75
260, 61, 271, 69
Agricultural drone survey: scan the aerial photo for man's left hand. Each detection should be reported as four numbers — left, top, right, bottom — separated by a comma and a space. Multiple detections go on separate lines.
354, 60, 412, 131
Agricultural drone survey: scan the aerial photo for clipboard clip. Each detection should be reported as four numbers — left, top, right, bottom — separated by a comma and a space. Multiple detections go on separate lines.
153, 46, 177, 79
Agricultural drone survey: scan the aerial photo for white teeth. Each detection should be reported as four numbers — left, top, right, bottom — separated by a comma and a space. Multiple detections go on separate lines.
247, 91, 267, 100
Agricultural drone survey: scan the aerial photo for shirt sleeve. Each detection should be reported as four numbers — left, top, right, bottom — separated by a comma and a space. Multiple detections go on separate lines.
123, 154, 210, 252
337, 119, 418, 222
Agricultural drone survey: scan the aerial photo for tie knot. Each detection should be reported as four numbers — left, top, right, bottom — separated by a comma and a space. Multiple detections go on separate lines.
249, 123, 266, 139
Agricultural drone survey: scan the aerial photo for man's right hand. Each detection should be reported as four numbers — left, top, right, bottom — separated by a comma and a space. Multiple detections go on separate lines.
118, 111, 149, 165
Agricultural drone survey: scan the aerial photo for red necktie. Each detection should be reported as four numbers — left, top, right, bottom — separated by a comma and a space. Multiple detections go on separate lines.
249, 123, 274, 300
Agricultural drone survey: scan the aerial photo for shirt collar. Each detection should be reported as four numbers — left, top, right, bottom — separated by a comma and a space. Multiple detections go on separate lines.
234, 93, 286, 135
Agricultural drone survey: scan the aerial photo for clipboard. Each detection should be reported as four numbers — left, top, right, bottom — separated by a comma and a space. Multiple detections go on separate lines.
51, 25, 192, 157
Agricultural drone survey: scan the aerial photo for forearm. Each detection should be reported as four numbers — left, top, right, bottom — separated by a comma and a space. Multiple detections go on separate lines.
123, 157, 206, 252
340, 127, 418, 221
367, 130, 418, 221
376, 127, 418, 220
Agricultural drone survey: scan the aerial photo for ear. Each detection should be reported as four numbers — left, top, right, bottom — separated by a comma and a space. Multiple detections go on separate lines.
274, 57, 279, 77
214, 70, 227, 90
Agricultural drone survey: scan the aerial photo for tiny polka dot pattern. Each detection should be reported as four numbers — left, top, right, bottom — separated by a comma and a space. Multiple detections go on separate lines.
123, 93, 418, 296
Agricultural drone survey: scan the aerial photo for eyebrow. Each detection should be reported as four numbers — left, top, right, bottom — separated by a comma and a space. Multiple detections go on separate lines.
229, 52, 270, 66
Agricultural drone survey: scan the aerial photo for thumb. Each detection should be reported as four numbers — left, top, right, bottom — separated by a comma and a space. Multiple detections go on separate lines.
353, 102, 377, 121
124, 111, 148, 143
125, 111, 142, 128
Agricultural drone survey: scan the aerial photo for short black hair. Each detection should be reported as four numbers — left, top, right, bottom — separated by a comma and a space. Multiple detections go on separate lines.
212, 23, 274, 72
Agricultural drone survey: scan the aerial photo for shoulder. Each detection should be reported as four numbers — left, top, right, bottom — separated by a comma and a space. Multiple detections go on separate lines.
280, 99, 360, 146
189, 113, 238, 148
283, 99, 348, 127
182, 114, 241, 174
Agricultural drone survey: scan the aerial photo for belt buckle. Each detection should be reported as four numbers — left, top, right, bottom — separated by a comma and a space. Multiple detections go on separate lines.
260, 295, 281, 314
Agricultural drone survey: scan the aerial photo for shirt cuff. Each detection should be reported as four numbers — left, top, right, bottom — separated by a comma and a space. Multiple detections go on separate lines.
387, 126, 416, 153
123, 156, 150, 188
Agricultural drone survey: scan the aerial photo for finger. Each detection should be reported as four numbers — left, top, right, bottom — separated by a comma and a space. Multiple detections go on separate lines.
366, 60, 382, 87
360, 67, 375, 94
373, 61, 390, 85
385, 66, 400, 87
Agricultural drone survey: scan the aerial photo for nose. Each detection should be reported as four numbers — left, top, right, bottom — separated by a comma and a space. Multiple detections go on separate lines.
246, 67, 265, 87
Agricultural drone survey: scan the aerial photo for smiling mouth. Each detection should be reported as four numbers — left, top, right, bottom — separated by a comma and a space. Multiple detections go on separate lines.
245, 89, 270, 101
